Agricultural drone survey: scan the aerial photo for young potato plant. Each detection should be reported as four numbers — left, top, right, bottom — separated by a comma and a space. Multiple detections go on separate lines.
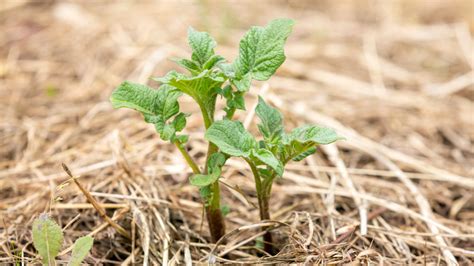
32, 214, 93, 266
110, 18, 342, 249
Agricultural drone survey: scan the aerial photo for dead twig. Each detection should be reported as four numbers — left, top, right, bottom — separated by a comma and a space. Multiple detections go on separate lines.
62, 163, 131, 239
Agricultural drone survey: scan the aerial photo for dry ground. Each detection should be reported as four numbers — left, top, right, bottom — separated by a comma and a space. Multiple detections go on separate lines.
1, 0, 473, 265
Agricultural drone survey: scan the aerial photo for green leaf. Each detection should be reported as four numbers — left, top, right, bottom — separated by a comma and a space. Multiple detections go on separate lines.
222, 88, 246, 118
205, 120, 256, 157
203, 55, 226, 70
154, 70, 225, 117
255, 96, 283, 141
174, 58, 201, 75
32, 214, 64, 266
188, 27, 217, 67
68, 236, 93, 266
218, 63, 235, 79
144, 111, 188, 142
258, 140, 266, 149
232, 94, 246, 110
174, 134, 189, 144
258, 168, 273, 179
292, 146, 317, 161
232, 73, 251, 92
287, 125, 342, 145
159, 124, 175, 141
110, 82, 185, 140
279, 125, 342, 163
252, 148, 284, 176
221, 205, 231, 216
255, 236, 264, 250
111, 82, 161, 115
190, 173, 219, 187
226, 96, 245, 111
232, 19, 294, 91
190, 152, 227, 187
172, 113, 189, 132
199, 186, 212, 202
110, 81, 189, 142
207, 152, 227, 173
221, 85, 232, 99
111, 83, 181, 120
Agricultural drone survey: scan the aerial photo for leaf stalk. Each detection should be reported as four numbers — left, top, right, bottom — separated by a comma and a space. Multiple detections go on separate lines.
174, 141, 201, 174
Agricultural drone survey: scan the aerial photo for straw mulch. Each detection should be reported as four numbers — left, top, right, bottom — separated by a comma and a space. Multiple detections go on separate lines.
1, 0, 473, 265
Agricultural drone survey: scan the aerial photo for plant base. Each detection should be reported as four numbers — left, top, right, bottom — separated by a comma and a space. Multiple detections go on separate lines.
206, 206, 226, 243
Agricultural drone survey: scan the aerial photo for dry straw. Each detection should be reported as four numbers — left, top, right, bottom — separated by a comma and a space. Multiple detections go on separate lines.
1, 1, 473, 265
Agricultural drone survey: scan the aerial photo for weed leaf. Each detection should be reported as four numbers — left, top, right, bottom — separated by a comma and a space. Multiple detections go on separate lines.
68, 236, 93, 266
32, 214, 63, 266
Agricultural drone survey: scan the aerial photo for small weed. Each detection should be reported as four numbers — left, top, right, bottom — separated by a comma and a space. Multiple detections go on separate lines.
32, 214, 93, 266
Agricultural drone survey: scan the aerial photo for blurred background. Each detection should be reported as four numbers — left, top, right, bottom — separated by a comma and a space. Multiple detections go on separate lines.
1, 0, 473, 264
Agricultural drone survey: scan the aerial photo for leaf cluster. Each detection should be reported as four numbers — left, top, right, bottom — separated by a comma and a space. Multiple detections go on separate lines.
206, 97, 342, 180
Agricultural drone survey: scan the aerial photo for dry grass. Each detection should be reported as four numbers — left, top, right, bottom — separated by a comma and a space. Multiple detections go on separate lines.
1, 0, 473, 265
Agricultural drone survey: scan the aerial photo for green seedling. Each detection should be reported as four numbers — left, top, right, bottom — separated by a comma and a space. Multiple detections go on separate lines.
32, 214, 93, 265
110, 19, 342, 248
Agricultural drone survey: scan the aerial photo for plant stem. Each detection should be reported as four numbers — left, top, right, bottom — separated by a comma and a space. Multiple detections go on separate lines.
246, 160, 275, 254
199, 101, 226, 243
197, 101, 214, 129
258, 192, 274, 254
206, 181, 225, 242
175, 140, 225, 241
204, 143, 218, 172
174, 141, 200, 174
246, 159, 262, 197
